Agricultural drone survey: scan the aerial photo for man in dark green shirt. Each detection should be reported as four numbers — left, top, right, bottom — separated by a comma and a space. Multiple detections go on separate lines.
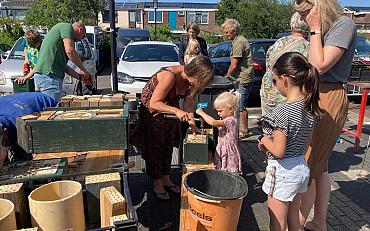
222, 19, 254, 139
34, 22, 92, 102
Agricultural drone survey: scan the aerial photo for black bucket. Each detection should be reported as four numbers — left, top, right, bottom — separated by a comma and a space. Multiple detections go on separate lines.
184, 169, 248, 201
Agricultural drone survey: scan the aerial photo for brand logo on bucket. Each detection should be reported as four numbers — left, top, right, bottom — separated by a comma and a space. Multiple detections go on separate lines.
189, 204, 213, 223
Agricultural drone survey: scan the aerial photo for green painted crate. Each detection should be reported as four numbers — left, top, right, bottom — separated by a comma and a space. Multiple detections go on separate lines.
12, 78, 35, 93
16, 108, 128, 154
183, 134, 209, 164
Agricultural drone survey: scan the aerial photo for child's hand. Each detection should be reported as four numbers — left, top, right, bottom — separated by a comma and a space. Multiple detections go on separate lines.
195, 108, 203, 115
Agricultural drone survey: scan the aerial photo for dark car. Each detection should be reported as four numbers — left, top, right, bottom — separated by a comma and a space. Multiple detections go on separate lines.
208, 39, 277, 98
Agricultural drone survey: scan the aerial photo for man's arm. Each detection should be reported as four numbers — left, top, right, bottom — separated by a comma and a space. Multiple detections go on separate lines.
63, 38, 91, 78
227, 57, 239, 76
65, 65, 93, 87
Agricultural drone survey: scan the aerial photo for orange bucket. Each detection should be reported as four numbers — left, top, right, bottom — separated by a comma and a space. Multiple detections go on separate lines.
184, 169, 248, 231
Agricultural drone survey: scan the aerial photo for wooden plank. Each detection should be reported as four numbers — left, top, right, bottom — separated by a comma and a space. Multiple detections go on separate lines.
179, 151, 214, 231
100, 186, 126, 228
33, 150, 124, 175
37, 111, 56, 120
0, 183, 28, 229
85, 172, 121, 227
14, 228, 38, 231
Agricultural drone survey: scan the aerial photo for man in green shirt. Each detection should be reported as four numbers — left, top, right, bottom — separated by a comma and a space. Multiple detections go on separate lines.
222, 19, 254, 139
34, 22, 92, 102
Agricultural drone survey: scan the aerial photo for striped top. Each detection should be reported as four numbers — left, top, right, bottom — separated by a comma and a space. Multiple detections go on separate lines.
261, 99, 318, 160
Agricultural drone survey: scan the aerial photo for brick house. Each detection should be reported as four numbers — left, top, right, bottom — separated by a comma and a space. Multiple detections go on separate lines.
99, 2, 221, 35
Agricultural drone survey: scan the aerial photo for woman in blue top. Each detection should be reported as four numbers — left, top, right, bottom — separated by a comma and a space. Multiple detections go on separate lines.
258, 52, 322, 231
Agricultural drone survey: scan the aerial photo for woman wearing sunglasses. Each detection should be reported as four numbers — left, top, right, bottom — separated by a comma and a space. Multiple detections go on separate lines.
294, 0, 357, 230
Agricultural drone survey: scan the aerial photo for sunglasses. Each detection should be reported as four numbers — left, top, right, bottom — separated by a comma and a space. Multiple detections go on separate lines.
272, 74, 297, 85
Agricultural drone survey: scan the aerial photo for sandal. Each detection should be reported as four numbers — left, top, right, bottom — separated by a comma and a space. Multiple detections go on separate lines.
164, 185, 181, 194
239, 130, 251, 139
154, 190, 170, 201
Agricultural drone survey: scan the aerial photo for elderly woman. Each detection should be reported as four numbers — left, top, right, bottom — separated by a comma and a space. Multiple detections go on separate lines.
179, 22, 208, 64
260, 12, 309, 115
130, 56, 214, 201
294, 0, 357, 230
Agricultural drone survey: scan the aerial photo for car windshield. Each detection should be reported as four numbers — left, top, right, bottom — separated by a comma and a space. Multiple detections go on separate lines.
122, 44, 178, 62
355, 37, 370, 55
117, 36, 149, 48
8, 38, 25, 60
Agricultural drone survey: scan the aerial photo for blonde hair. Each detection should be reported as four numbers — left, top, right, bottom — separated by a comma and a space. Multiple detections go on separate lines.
184, 56, 214, 97
185, 39, 200, 56
214, 91, 240, 116
294, 0, 343, 34
221, 19, 240, 34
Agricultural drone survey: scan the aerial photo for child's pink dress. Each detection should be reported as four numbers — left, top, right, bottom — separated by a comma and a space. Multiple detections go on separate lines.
215, 116, 242, 173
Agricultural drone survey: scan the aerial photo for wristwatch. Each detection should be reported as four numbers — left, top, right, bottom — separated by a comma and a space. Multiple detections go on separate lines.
310, 31, 322, 36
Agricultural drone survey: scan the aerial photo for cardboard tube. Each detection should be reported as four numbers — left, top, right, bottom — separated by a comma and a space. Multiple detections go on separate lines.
28, 181, 85, 231
0, 198, 17, 230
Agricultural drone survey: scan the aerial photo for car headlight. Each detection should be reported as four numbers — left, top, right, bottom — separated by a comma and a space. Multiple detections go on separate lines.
0, 71, 6, 85
117, 72, 134, 84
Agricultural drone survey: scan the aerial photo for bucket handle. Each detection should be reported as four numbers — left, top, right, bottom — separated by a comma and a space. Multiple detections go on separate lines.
192, 188, 221, 204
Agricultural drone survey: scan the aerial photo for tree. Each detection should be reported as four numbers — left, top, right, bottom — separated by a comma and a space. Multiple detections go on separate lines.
201, 32, 225, 45
0, 18, 24, 46
24, 0, 105, 29
216, 0, 294, 39
149, 24, 177, 42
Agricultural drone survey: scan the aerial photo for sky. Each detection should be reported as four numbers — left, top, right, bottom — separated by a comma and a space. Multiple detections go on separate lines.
118, 0, 369, 7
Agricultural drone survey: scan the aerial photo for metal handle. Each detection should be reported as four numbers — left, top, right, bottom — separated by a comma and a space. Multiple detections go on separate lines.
191, 188, 221, 204
163, 114, 201, 121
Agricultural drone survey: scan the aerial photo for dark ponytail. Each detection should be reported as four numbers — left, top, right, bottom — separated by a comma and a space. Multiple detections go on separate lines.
304, 62, 322, 116
273, 52, 324, 117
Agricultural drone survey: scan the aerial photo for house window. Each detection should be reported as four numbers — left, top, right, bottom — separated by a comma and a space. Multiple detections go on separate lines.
102, 10, 117, 23
188, 12, 208, 24
148, 11, 163, 23
136, 10, 142, 23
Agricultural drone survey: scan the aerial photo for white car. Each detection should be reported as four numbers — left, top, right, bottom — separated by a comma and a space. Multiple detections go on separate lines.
0, 36, 97, 95
115, 41, 180, 94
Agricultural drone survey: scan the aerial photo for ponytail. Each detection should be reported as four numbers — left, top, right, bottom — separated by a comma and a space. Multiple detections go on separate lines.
303, 63, 323, 117
273, 52, 324, 117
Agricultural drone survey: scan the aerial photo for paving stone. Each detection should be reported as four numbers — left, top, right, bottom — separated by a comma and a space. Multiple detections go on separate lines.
338, 215, 362, 231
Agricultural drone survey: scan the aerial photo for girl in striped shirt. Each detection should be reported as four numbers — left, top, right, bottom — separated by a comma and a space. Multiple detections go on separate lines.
258, 52, 323, 231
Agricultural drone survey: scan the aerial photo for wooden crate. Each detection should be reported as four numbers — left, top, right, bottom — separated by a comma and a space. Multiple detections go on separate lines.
183, 134, 209, 164
16, 108, 128, 154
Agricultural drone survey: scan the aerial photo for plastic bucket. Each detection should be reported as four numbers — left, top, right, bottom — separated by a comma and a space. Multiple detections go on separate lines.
184, 169, 248, 231
28, 180, 85, 231
0, 198, 17, 230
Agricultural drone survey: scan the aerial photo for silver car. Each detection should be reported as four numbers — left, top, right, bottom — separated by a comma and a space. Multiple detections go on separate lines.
0, 37, 97, 95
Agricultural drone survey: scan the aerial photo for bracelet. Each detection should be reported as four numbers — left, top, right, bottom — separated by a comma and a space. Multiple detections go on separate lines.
310, 31, 322, 36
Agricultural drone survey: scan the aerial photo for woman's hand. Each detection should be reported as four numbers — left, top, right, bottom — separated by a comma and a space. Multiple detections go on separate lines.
175, 109, 191, 122
306, 6, 321, 31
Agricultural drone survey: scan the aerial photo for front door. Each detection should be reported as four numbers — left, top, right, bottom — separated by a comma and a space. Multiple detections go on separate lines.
168, 12, 176, 30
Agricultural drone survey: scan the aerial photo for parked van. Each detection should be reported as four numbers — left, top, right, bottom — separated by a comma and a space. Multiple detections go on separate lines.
116, 28, 150, 60
85, 26, 105, 70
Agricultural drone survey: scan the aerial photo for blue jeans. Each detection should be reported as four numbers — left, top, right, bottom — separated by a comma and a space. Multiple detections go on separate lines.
34, 73, 63, 103
238, 83, 253, 111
